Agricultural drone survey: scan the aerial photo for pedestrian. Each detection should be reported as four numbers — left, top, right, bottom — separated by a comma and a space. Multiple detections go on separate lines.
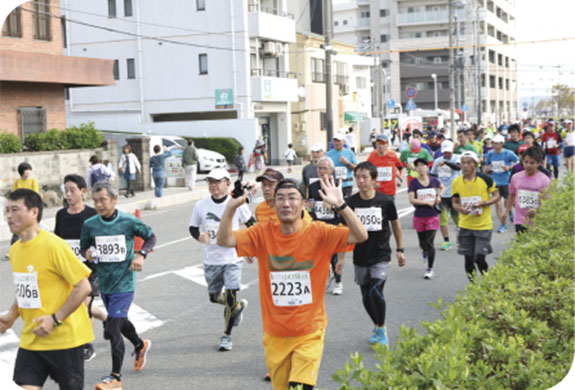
118, 144, 141, 198
451, 151, 500, 282
253, 139, 267, 172
409, 159, 444, 279
562, 120, 575, 174
87, 155, 113, 189
217, 177, 368, 390
301, 143, 325, 198
80, 181, 156, 390
284, 143, 298, 173
54, 174, 107, 361
369, 128, 378, 149
0, 189, 93, 389
150, 145, 172, 198
345, 161, 406, 345
234, 147, 247, 181
12, 162, 39, 193
327, 131, 357, 197
367, 134, 404, 201
541, 122, 562, 179
182, 138, 199, 190
346, 127, 357, 154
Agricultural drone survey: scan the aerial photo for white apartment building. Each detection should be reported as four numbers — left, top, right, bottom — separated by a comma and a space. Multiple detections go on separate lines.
63, 0, 298, 164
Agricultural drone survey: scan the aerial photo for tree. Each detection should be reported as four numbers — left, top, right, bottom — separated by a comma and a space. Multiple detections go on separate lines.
551, 84, 575, 116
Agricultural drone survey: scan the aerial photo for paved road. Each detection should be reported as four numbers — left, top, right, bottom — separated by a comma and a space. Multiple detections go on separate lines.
0, 163, 517, 390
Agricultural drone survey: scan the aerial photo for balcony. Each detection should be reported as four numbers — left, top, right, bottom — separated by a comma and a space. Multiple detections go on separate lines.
397, 9, 465, 26
248, 4, 296, 43
357, 18, 370, 30
251, 71, 298, 102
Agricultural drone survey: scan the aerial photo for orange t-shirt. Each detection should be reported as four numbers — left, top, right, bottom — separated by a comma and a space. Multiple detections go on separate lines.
367, 150, 403, 196
234, 219, 349, 336
255, 201, 313, 223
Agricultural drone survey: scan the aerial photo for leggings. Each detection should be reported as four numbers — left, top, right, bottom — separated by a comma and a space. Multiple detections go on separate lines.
464, 255, 488, 281
103, 317, 143, 374
209, 289, 240, 336
126, 179, 134, 196
360, 279, 386, 327
330, 254, 341, 283
417, 230, 437, 269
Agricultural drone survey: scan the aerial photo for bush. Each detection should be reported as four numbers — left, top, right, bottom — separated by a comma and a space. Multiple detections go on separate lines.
188, 137, 242, 164
24, 122, 103, 151
0, 132, 22, 153
65, 122, 103, 149
334, 178, 575, 390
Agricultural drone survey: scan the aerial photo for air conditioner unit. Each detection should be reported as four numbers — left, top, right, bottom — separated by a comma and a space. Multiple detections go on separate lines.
263, 41, 277, 56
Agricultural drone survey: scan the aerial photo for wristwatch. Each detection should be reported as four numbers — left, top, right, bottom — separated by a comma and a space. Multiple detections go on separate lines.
137, 250, 148, 259
52, 314, 62, 327
333, 202, 349, 213
396, 248, 405, 253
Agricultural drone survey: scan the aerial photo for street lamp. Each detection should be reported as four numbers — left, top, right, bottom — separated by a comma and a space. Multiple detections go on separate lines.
431, 73, 438, 112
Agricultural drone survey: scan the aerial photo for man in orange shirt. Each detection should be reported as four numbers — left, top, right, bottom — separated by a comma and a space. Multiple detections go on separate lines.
367, 134, 404, 201
218, 177, 368, 390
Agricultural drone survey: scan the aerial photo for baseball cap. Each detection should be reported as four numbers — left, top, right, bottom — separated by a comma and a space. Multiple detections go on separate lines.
206, 168, 231, 181
413, 158, 428, 166
441, 140, 454, 153
256, 168, 284, 182
460, 151, 478, 163
411, 138, 421, 152
310, 143, 324, 152
376, 134, 389, 142
484, 133, 493, 140
493, 134, 505, 144
333, 132, 346, 140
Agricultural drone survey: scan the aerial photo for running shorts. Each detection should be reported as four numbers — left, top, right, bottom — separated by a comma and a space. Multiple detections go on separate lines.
101, 292, 134, 318
204, 262, 243, 294
496, 185, 509, 199
354, 262, 390, 284
456, 228, 493, 257
564, 146, 575, 158
413, 216, 440, 233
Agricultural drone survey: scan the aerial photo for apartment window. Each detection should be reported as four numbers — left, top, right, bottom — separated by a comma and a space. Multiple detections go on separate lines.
108, 0, 117, 18
342, 20, 347, 25
433, 57, 442, 64
334, 21, 338, 26
505, 79, 510, 91
127, 58, 136, 79
498, 54, 503, 66
20, 107, 46, 138
197, 0, 206, 11
498, 77, 503, 90
113, 60, 120, 80
481, 74, 486, 87
33, 0, 51, 41
124, 0, 133, 17
488, 50, 495, 64
356, 76, 366, 89
312, 58, 325, 83
505, 56, 509, 68
2, 7, 22, 37
380, 9, 387, 17
320, 112, 327, 130
61, 16, 67, 48
360, 11, 370, 18
489, 75, 496, 88
380, 34, 387, 43
199, 54, 208, 74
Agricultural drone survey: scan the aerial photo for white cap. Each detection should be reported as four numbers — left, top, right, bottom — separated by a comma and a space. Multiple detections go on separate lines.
441, 140, 454, 153
333, 132, 346, 140
206, 168, 230, 181
460, 151, 478, 164
484, 133, 493, 140
565, 120, 573, 124
310, 143, 325, 152
493, 134, 505, 144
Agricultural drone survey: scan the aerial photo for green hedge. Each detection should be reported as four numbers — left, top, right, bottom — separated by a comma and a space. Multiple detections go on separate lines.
23, 122, 103, 152
0, 133, 22, 153
334, 178, 575, 390
186, 137, 242, 164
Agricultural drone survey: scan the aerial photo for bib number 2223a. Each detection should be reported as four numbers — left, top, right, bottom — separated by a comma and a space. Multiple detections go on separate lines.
270, 271, 312, 307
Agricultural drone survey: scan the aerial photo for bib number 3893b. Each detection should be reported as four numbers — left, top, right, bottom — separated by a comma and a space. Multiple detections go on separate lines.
95, 235, 127, 262
13, 272, 41, 309
270, 271, 312, 307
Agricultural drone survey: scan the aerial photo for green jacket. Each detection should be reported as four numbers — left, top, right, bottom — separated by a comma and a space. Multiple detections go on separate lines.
182, 145, 199, 166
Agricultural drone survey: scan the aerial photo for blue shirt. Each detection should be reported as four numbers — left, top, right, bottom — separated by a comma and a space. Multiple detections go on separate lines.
326, 148, 357, 188
150, 151, 172, 175
485, 149, 519, 186
431, 155, 461, 198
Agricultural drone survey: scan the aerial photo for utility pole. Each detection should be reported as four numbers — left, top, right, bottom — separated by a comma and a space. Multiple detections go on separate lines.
323, 0, 334, 142
474, 2, 481, 125
449, 0, 456, 140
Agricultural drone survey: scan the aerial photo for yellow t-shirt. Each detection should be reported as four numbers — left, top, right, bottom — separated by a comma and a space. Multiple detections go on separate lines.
255, 201, 313, 223
9, 230, 94, 351
13, 178, 40, 194
451, 173, 497, 230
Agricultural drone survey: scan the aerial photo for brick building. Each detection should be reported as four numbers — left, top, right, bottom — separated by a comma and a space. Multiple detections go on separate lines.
0, 0, 114, 138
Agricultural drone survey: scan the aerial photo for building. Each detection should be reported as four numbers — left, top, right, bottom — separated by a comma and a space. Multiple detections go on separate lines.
63, 0, 298, 165
332, 0, 518, 126
0, 0, 114, 138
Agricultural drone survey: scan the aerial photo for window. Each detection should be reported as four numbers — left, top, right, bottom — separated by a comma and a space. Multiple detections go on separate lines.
61, 16, 67, 48
481, 74, 486, 87
199, 54, 208, 74
33, 0, 51, 41
312, 58, 325, 83
498, 54, 503, 66
20, 107, 46, 138
360, 11, 370, 18
342, 20, 347, 25
2, 7, 22, 37
127, 58, 136, 79
505, 56, 509, 68
334, 20, 338, 26
113, 60, 120, 80
498, 77, 503, 89
433, 57, 442, 64
356, 76, 366, 89
505, 79, 510, 91
108, 0, 116, 18
124, 0, 133, 17
380, 34, 387, 43
380, 9, 387, 17
489, 75, 496, 88
488, 50, 495, 63
320, 112, 327, 130
197, 0, 206, 11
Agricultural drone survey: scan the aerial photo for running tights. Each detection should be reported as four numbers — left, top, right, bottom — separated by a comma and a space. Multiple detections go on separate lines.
209, 289, 240, 336
548, 163, 559, 179
417, 230, 437, 269
330, 254, 341, 283
464, 255, 488, 281
289, 382, 313, 390
104, 318, 143, 374
360, 279, 386, 327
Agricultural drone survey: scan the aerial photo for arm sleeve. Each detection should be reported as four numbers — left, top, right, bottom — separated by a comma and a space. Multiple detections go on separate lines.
386, 200, 399, 221
189, 226, 200, 240
444, 161, 461, 170
141, 233, 157, 253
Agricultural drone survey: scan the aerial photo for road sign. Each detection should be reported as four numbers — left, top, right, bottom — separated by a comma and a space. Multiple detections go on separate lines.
215, 88, 234, 109
405, 98, 417, 111
387, 99, 396, 109
523, 102, 529, 108
405, 87, 417, 98
461, 103, 469, 112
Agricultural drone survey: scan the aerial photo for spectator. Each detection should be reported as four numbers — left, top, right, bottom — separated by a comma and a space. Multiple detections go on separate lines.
119, 144, 141, 198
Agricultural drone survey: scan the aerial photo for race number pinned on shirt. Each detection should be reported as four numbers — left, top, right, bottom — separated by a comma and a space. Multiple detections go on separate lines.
335, 166, 348, 181
65, 239, 86, 261
95, 235, 127, 262
461, 196, 483, 216
355, 207, 383, 231
547, 139, 557, 149
377, 167, 393, 182
417, 188, 436, 202
491, 161, 505, 173
407, 157, 416, 166
13, 272, 41, 309
314, 201, 335, 220
517, 190, 539, 209
437, 165, 452, 178
205, 221, 220, 245
270, 271, 312, 307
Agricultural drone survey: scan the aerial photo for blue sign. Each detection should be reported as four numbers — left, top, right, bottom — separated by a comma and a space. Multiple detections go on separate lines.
406, 87, 417, 98
523, 102, 529, 108
215, 88, 234, 108
405, 98, 417, 111
387, 99, 395, 109
461, 103, 469, 112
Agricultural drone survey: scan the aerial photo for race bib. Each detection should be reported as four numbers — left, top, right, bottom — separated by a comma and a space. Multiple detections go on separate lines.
205, 221, 220, 245
407, 157, 416, 166
461, 196, 483, 216
377, 167, 393, 182
95, 235, 127, 263
355, 207, 383, 231
314, 201, 335, 220
335, 166, 348, 180
491, 161, 505, 173
417, 188, 437, 202
547, 139, 557, 149
437, 165, 452, 178
270, 271, 312, 307
65, 239, 86, 261
13, 272, 41, 309
517, 190, 539, 209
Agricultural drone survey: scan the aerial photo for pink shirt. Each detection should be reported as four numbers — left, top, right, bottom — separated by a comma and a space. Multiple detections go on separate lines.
509, 171, 551, 225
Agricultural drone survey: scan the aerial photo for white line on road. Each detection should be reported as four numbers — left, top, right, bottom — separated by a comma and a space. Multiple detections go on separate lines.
154, 236, 192, 250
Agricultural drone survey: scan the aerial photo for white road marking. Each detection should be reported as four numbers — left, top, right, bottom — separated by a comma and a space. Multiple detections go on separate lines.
154, 236, 192, 250
0, 330, 20, 389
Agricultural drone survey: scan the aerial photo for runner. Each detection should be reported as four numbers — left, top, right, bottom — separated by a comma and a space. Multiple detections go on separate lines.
367, 134, 404, 201
451, 151, 500, 282
409, 159, 444, 279
346, 161, 406, 345
484, 134, 519, 233
217, 177, 368, 390
411, 130, 434, 154
326, 131, 358, 197
80, 181, 156, 390
504, 147, 551, 234
454, 129, 479, 156
189, 168, 253, 351
302, 143, 325, 198
503, 124, 524, 156
0, 189, 93, 389
430, 140, 461, 251
541, 122, 562, 179
399, 138, 433, 187
284, 144, 298, 174
54, 174, 106, 362
562, 120, 575, 174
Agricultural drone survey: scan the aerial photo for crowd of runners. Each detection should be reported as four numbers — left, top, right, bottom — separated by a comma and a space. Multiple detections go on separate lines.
0, 117, 572, 390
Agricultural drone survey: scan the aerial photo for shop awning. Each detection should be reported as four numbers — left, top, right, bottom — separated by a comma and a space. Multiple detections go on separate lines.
344, 111, 367, 122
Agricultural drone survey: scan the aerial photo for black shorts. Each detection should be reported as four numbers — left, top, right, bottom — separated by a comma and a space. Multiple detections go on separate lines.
497, 185, 509, 199
14, 346, 84, 390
